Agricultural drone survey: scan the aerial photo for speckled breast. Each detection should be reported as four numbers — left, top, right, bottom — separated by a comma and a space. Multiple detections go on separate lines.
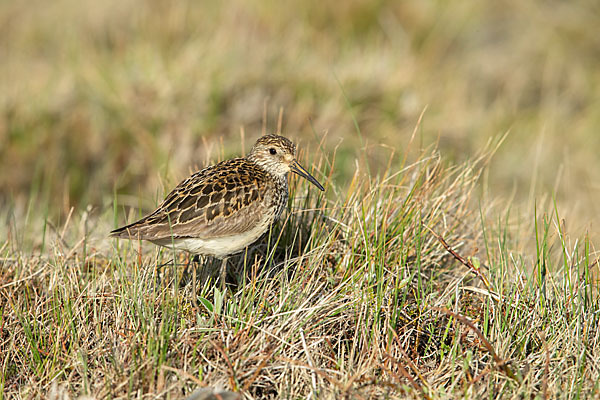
272, 175, 289, 221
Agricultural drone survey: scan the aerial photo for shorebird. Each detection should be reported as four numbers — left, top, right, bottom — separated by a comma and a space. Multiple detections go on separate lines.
110, 134, 324, 289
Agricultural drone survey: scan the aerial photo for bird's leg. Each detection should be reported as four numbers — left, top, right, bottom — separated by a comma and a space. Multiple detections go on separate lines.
220, 257, 229, 291
191, 255, 200, 311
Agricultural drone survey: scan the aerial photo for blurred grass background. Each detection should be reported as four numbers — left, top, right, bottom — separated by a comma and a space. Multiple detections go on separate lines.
2, 0, 600, 231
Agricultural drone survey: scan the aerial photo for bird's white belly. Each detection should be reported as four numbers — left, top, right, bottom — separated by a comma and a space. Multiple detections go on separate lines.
156, 218, 272, 259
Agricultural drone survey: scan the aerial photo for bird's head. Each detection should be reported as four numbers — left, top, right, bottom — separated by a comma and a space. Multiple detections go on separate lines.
248, 134, 324, 191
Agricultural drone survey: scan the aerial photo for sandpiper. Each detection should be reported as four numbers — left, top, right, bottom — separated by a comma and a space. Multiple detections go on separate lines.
110, 134, 324, 288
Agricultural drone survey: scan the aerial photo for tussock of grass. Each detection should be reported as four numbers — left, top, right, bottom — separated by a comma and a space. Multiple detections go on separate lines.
3, 137, 598, 399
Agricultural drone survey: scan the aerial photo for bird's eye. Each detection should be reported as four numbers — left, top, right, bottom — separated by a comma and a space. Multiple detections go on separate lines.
269, 148, 277, 155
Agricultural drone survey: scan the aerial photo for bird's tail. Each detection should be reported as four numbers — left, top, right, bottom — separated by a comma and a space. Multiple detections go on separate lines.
109, 220, 143, 238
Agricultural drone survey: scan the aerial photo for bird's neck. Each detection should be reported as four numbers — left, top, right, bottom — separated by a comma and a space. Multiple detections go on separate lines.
247, 157, 288, 187
271, 172, 289, 190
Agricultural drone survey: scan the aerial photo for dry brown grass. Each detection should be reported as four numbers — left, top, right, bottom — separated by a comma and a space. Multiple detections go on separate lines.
4, 136, 599, 398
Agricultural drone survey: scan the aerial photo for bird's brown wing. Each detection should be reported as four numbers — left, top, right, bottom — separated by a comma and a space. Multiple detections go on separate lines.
110, 158, 272, 240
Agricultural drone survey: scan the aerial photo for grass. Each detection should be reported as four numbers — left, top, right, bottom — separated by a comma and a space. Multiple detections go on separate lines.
2, 0, 600, 398
3, 135, 600, 398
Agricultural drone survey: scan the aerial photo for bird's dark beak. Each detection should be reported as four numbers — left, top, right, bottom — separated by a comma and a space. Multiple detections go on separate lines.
290, 160, 325, 191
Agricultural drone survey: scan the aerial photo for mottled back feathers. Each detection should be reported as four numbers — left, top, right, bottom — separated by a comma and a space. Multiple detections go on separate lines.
110, 157, 287, 240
